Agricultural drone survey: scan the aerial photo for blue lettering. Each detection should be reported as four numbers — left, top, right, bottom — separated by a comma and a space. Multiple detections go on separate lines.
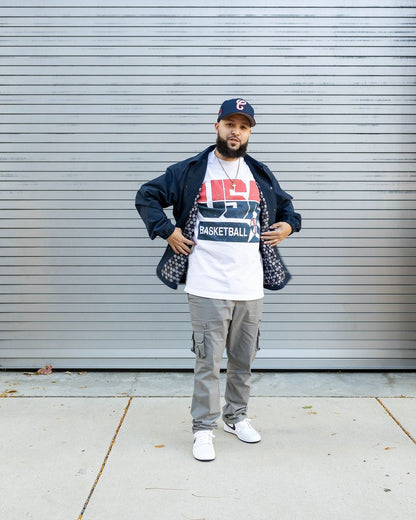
199, 200, 259, 219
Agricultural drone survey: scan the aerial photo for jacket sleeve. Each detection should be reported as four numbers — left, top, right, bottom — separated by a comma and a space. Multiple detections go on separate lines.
268, 170, 302, 234
277, 196, 302, 234
135, 168, 177, 240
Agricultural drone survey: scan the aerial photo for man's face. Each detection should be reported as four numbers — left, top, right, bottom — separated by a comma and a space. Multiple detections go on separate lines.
215, 114, 252, 159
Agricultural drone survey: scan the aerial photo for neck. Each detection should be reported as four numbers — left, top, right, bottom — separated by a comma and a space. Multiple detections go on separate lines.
214, 148, 239, 162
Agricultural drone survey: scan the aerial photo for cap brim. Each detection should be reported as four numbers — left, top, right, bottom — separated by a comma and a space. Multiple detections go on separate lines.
219, 112, 256, 127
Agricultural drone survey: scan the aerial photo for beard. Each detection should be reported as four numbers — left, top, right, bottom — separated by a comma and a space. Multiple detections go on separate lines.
216, 134, 248, 159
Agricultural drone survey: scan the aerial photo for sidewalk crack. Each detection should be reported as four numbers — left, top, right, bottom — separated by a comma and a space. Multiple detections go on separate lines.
77, 396, 133, 519
376, 397, 416, 447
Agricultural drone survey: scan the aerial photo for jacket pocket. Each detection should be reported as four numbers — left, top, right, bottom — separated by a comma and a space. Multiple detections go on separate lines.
191, 330, 206, 359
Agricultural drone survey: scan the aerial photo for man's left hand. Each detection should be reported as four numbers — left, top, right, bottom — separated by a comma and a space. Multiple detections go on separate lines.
261, 222, 292, 246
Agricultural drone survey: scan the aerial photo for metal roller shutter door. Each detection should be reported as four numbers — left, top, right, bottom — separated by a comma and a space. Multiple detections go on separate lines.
0, 0, 415, 369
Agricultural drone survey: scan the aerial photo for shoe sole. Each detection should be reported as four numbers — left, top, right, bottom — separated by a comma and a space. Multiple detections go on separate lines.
223, 424, 261, 443
193, 455, 215, 462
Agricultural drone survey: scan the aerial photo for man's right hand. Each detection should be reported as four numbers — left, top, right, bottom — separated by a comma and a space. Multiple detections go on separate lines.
166, 227, 195, 255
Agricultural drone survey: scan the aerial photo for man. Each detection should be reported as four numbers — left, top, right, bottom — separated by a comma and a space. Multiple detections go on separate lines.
135, 98, 301, 461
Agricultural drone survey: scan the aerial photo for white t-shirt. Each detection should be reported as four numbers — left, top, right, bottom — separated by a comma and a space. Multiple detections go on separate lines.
185, 151, 264, 300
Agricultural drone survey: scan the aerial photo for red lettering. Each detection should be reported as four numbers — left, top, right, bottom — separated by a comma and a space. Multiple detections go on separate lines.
223, 179, 246, 200
249, 180, 260, 202
198, 182, 207, 203
201, 180, 259, 203
211, 179, 225, 201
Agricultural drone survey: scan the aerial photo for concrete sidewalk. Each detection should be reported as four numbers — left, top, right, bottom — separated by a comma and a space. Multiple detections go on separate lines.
1, 371, 415, 520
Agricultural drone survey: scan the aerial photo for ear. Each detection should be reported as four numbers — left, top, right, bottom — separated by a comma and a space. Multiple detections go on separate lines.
214, 122, 219, 132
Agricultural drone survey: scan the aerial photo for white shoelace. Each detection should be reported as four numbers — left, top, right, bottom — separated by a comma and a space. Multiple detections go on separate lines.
194, 430, 215, 445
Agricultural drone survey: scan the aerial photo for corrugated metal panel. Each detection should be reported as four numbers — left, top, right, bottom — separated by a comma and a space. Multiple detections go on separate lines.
0, 0, 415, 369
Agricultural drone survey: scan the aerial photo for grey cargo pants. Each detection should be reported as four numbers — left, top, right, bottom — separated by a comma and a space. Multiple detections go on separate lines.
187, 294, 263, 432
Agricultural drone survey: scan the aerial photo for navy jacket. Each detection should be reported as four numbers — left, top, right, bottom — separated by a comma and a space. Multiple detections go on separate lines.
135, 145, 301, 290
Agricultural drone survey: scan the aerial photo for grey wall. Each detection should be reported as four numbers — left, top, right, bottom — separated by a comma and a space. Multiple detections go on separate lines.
0, 1, 415, 369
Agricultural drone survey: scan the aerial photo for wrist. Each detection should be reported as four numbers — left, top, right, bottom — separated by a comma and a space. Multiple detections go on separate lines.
160, 222, 176, 240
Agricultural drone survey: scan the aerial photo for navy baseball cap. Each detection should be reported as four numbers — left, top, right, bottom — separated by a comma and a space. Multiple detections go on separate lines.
217, 98, 256, 127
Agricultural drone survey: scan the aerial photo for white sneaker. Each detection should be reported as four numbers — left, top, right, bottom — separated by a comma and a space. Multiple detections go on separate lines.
224, 418, 261, 443
193, 430, 215, 461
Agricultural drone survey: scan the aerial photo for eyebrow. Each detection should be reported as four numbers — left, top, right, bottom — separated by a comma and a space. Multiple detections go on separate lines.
225, 119, 250, 127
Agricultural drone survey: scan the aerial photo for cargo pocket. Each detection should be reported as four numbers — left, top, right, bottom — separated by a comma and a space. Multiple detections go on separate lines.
255, 326, 261, 351
248, 325, 261, 364
191, 329, 206, 359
